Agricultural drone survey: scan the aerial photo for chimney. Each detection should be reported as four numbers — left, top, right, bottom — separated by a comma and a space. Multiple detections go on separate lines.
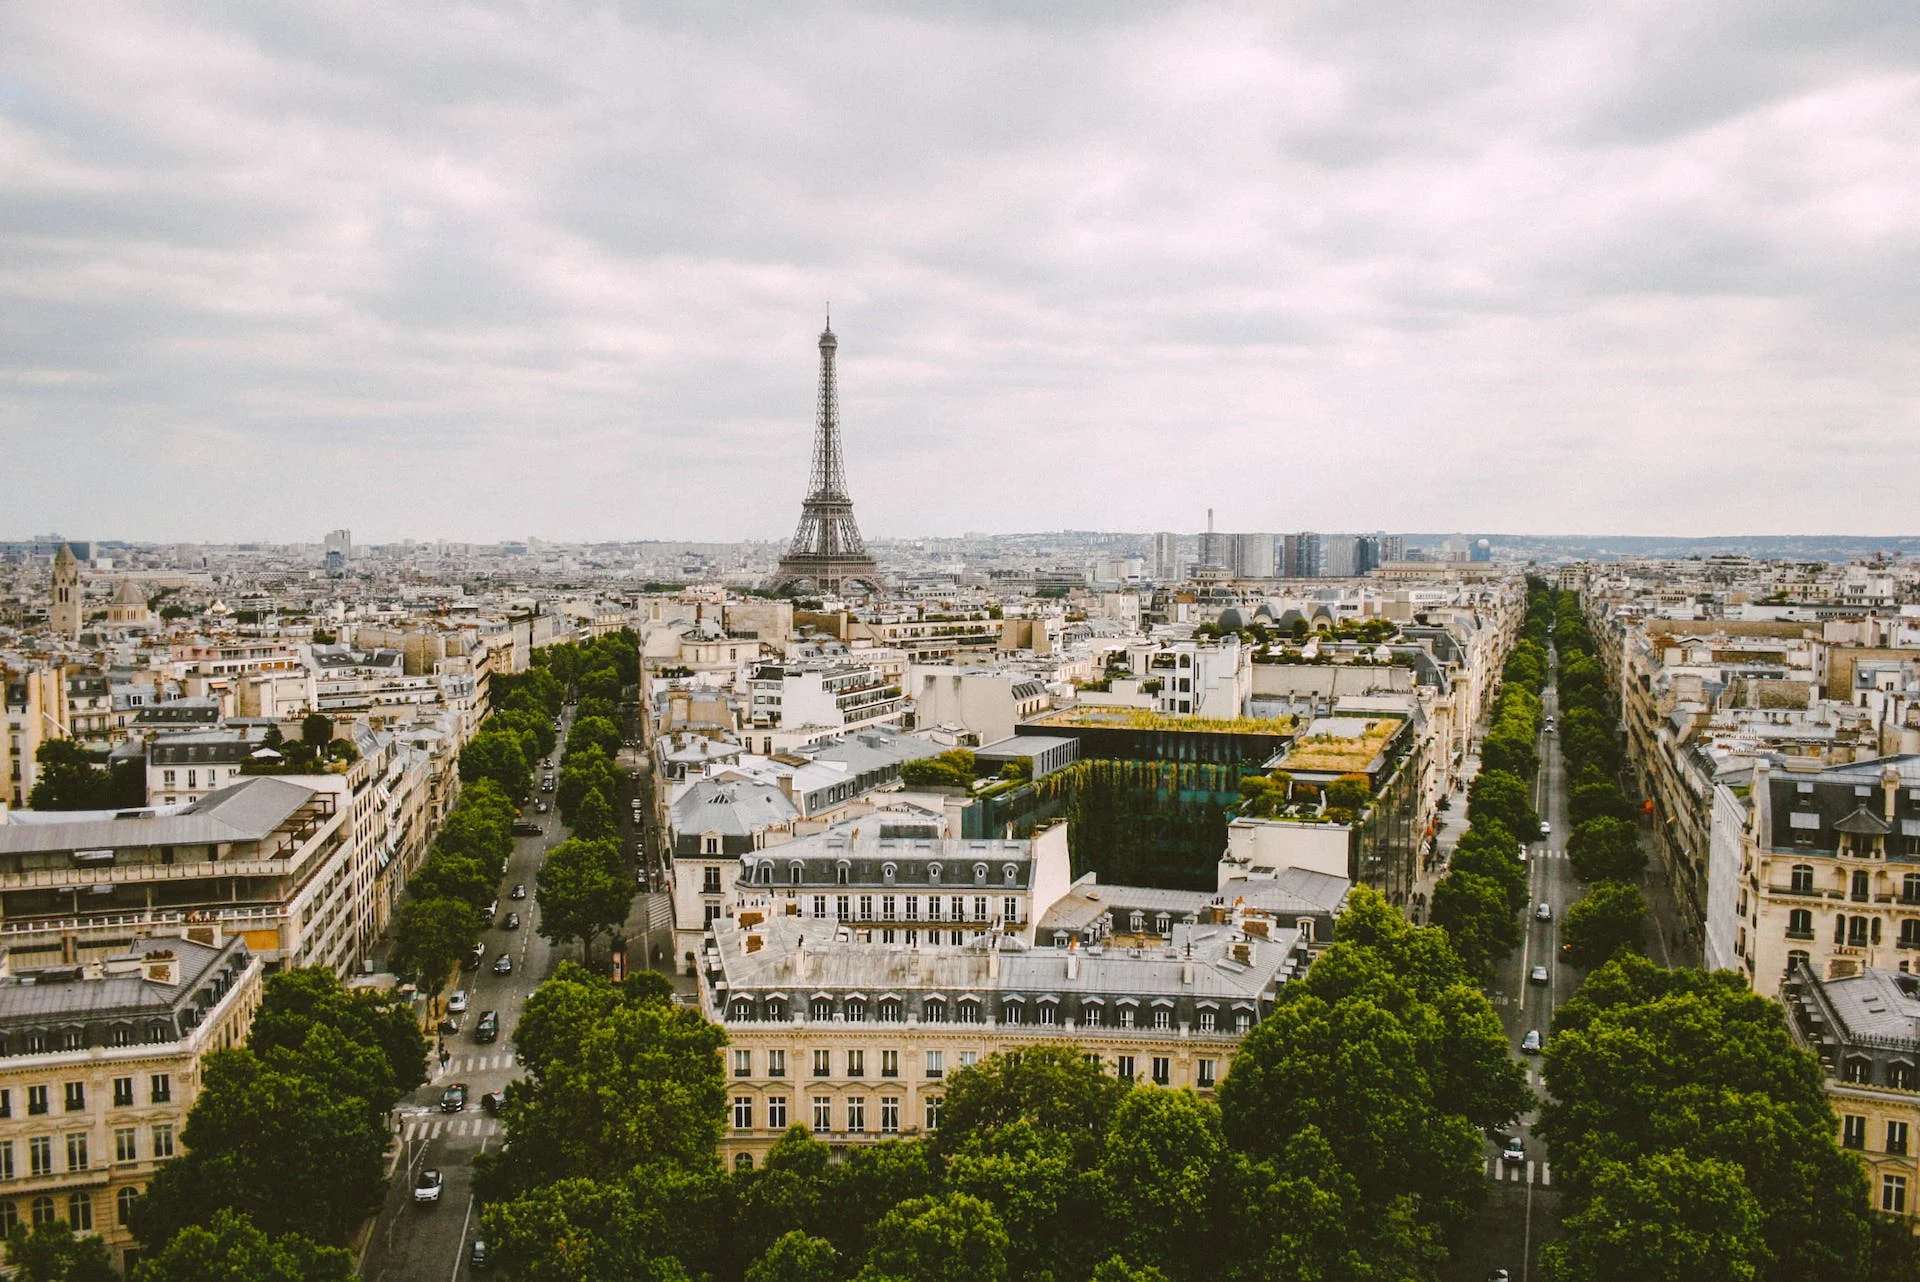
1753, 757, 1773, 850
143, 950, 180, 986
988, 933, 1001, 980
1231, 939, 1253, 966
745, 934, 763, 954
1181, 940, 1194, 985
1886, 762, 1902, 824
1065, 936, 1079, 981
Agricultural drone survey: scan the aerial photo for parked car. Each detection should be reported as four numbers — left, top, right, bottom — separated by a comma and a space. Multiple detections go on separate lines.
469, 1239, 490, 1271
534, 800, 548, 813
493, 953, 514, 976
1521, 1029, 1543, 1055
447, 989, 469, 1015
511, 822, 541, 837
440, 1082, 467, 1114
437, 1015, 460, 1036
475, 1010, 499, 1043
1535, 901, 1553, 922
1502, 1136, 1526, 1165
1529, 965, 1550, 986
510, 883, 527, 900
503, 912, 520, 931
413, 1169, 444, 1206
465, 941, 486, 969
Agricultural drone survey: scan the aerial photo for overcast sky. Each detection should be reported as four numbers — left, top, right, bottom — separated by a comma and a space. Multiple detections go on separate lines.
2, 3, 1916, 545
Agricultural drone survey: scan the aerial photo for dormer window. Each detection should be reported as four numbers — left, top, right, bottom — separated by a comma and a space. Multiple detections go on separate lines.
973, 863, 987, 885
883, 863, 897, 885
789, 862, 804, 885
928, 863, 941, 885
1003, 864, 1018, 886
836, 862, 850, 886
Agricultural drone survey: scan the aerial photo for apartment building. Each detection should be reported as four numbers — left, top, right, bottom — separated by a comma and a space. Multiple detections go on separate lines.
0, 776, 353, 971
745, 661, 904, 733
146, 731, 262, 807
0, 935, 262, 1273
704, 909, 1303, 1168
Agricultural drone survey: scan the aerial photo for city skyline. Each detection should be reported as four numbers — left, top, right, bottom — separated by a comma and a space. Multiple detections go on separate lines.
3, 5, 1917, 543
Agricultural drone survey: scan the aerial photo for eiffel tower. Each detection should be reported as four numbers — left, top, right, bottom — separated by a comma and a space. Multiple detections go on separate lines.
771, 317, 881, 594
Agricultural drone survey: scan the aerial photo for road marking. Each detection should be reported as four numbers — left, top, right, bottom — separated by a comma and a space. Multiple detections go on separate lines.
450, 1137, 488, 1282
1526, 1160, 1535, 1185
1541, 1162, 1551, 1187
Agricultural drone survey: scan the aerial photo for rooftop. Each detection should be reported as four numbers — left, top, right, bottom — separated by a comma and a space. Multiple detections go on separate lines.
1027, 706, 1297, 736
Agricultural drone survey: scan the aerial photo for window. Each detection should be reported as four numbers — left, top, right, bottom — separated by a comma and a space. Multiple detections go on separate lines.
26, 1087, 47, 1117
768, 1049, 786, 1078
882, 895, 896, 919
973, 896, 988, 922
1117, 1055, 1136, 1082
1119, 1006, 1135, 1029
959, 1051, 977, 1069
1890, 1121, 1910, 1156
1004, 864, 1018, 886
115, 1128, 137, 1163
846, 998, 866, 1023
881, 1097, 900, 1134
116, 1186, 138, 1227
1003, 896, 1019, 924
67, 1192, 91, 1231
735, 1152, 754, 1172
1152, 1057, 1171, 1086
883, 863, 896, 885
112, 1077, 133, 1108
881, 1050, 899, 1077
925, 1051, 944, 1080
705, 903, 722, 927
790, 862, 804, 885
879, 999, 902, 1023
1905, 873, 1920, 904
928, 864, 941, 886
28, 1138, 50, 1178
733, 1050, 752, 1078
1083, 1005, 1103, 1028
66, 1133, 87, 1172
151, 1125, 173, 1159
768, 1097, 787, 1130
1893, 1063, 1917, 1090
731, 999, 754, 1022
1199, 1010, 1217, 1033
836, 864, 850, 886
1788, 909, 1814, 939
1887, 1175, 1909, 1215
30, 1196, 53, 1228
1845, 1058, 1873, 1084
1235, 1011, 1252, 1033
813, 1049, 831, 1078
0, 1141, 12, 1180
836, 895, 850, 922
150, 1075, 171, 1104
812, 1098, 831, 1134
733, 1097, 753, 1130
1850, 917, 1870, 947
1004, 1002, 1024, 1026
1152, 1007, 1171, 1030
702, 867, 722, 894
1038, 1003, 1056, 1026
925, 999, 947, 1024
766, 998, 787, 1022
1198, 1059, 1217, 1089
0, 1200, 15, 1234
1853, 871, 1872, 902
848, 1050, 865, 1078
846, 1097, 865, 1133
810, 997, 833, 1021
1788, 864, 1815, 893
860, 895, 873, 921
1844, 1114, 1868, 1149
957, 999, 980, 1024
905, 896, 919, 920
924, 1096, 941, 1130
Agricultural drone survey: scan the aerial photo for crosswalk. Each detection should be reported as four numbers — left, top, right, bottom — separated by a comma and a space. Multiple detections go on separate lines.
433, 1052, 517, 1076
1484, 1158, 1551, 1186
404, 1116, 502, 1143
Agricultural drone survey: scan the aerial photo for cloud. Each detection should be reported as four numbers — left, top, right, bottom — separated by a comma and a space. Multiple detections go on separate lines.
0, 0, 1916, 543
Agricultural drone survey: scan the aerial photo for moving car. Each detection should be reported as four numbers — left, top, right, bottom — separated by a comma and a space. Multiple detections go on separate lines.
1521, 1029, 1543, 1055
510, 883, 527, 900
475, 1010, 499, 1044
440, 1082, 468, 1114
447, 989, 469, 1015
511, 822, 541, 837
493, 953, 514, 976
503, 912, 520, 930
465, 941, 486, 969
1529, 965, 1550, 986
413, 1169, 443, 1206
437, 1015, 460, 1036
1539, 820, 1552, 837
1536, 901, 1553, 921
534, 800, 548, 813
481, 1089, 505, 1114
1502, 1136, 1526, 1165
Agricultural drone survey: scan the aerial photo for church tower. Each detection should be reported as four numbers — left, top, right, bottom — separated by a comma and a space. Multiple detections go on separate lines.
49, 544, 81, 638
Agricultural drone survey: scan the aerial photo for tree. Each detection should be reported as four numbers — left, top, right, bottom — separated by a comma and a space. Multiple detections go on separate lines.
1539, 1151, 1769, 1282
936, 1044, 1129, 1165
407, 852, 495, 911
247, 966, 426, 1106
944, 1121, 1089, 1279
535, 838, 631, 965
1570, 781, 1636, 827
460, 727, 531, 801
1562, 881, 1648, 968
568, 715, 623, 762
299, 713, 333, 751
129, 1050, 387, 1250
1324, 773, 1372, 814
479, 1175, 699, 1282
572, 787, 618, 844
131, 1208, 353, 1282
390, 896, 481, 989
1567, 817, 1647, 884
1096, 1087, 1224, 1279
747, 1232, 840, 1282
1467, 770, 1539, 845
557, 746, 619, 823
2, 1220, 117, 1282
860, 1193, 1009, 1282
26, 740, 119, 811
1430, 869, 1521, 980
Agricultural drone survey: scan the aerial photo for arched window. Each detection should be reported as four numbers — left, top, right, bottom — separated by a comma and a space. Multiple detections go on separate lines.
29, 1197, 54, 1228
1155, 913, 1171, 935
1837, 915, 1850, 945
836, 862, 850, 886
1004, 864, 1018, 886
1003, 1000, 1024, 1025
1850, 917, 1871, 947
758, 863, 772, 885
1789, 864, 1815, 894
928, 864, 942, 885
109, 1025, 134, 1048
973, 863, 987, 885
789, 862, 804, 885
1788, 909, 1814, 938
845, 998, 866, 1023
809, 997, 833, 1022
1787, 949, 1810, 972
924, 998, 947, 1024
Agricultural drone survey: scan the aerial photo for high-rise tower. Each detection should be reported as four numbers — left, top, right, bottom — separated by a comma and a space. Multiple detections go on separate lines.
772, 319, 881, 594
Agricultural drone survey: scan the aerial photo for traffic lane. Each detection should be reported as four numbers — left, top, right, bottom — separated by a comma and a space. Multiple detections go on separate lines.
365, 1126, 490, 1282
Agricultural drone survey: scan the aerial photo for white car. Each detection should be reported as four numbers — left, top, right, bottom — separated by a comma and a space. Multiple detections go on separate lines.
447, 990, 468, 1015
1536, 901, 1553, 922
1539, 821, 1551, 837
1529, 964, 1550, 986
1502, 1136, 1526, 1165
413, 1169, 444, 1205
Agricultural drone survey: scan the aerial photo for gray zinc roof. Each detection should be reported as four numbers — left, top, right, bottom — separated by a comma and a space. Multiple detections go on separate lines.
0, 776, 319, 855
